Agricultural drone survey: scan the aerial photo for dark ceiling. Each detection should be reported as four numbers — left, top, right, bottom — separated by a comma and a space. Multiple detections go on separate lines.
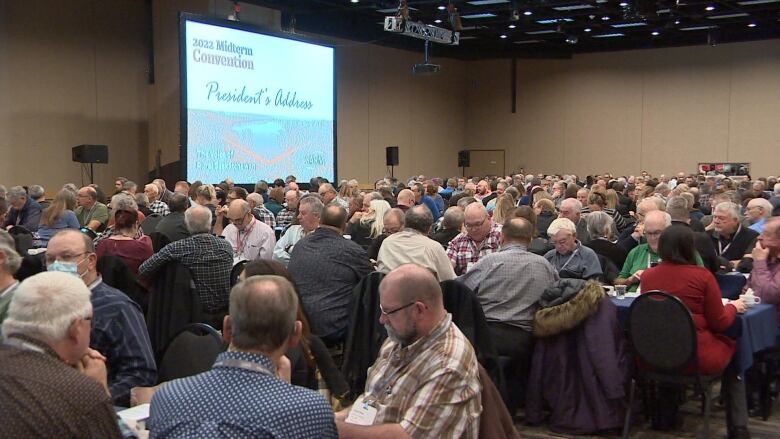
245, 0, 780, 59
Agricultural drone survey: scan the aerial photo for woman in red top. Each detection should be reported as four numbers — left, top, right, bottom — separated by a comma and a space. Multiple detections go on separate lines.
640, 226, 749, 435
96, 209, 153, 275
641, 225, 747, 374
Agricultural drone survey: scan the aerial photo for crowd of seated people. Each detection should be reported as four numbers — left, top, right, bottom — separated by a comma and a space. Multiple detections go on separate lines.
0, 169, 778, 438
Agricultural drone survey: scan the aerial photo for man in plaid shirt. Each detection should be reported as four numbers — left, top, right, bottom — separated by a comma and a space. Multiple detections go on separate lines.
144, 184, 170, 216
247, 193, 276, 228
276, 189, 299, 229
446, 202, 502, 276
335, 264, 481, 438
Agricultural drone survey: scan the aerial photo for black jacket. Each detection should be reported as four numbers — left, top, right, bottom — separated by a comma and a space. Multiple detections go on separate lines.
146, 262, 203, 362
341, 271, 386, 398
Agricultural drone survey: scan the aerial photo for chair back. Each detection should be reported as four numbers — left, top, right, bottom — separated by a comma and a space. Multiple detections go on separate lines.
715, 273, 747, 300
149, 231, 171, 253
157, 323, 225, 383
627, 290, 697, 373
230, 260, 248, 287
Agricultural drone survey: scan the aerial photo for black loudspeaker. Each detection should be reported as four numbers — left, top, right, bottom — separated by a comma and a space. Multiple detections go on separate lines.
458, 150, 470, 168
72, 144, 109, 164
386, 146, 399, 166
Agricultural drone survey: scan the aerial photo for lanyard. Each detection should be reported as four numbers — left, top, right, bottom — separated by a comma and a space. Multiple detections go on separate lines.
559, 248, 580, 272
234, 219, 256, 257
213, 358, 275, 377
647, 252, 659, 268
718, 225, 741, 256
4, 337, 45, 354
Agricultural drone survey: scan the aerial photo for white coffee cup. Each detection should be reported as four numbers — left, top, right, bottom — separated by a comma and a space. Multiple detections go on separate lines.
739, 294, 761, 307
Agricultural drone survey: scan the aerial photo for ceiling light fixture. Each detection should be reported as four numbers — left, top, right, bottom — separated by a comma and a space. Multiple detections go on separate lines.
705, 5, 715, 10
500, 34, 508, 38
602, 16, 611, 20
748, 22, 757, 27
584, 27, 592, 32
508, 24, 516, 28
651, 30, 660, 35
619, 1, 629, 6
438, 5, 446, 10
435, 19, 443, 23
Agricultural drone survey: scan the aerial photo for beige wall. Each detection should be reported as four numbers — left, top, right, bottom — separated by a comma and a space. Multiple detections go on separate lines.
2, 0, 779, 196
0, 0, 150, 193
466, 39, 780, 178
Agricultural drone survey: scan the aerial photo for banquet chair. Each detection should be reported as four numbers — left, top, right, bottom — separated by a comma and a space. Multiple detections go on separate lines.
715, 273, 747, 300
157, 323, 225, 383
623, 290, 721, 439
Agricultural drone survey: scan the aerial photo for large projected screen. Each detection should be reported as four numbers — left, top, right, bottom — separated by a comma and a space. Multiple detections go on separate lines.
181, 16, 335, 184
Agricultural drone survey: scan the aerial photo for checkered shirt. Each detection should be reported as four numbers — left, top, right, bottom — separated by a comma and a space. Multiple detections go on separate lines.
446, 222, 502, 276
276, 208, 296, 229
139, 233, 233, 312
356, 314, 481, 439
148, 200, 170, 217
252, 206, 277, 228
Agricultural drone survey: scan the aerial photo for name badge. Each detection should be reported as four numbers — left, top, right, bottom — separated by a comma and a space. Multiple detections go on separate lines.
345, 396, 378, 426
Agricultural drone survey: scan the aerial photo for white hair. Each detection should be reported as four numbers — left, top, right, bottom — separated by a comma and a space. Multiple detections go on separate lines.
561, 198, 583, 212
184, 205, 212, 234
748, 198, 773, 219
0, 243, 22, 275
714, 201, 741, 220
2, 272, 92, 341
774, 183, 780, 195
547, 217, 577, 237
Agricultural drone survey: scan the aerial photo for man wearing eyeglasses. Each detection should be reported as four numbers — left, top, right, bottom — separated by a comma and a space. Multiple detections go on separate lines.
49, 229, 157, 407
218, 199, 275, 263
615, 210, 701, 292
446, 202, 501, 276
335, 264, 481, 438
0, 272, 121, 438
748, 217, 780, 322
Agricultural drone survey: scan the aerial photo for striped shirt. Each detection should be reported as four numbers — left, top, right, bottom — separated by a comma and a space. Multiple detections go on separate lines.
355, 314, 481, 438
89, 278, 157, 406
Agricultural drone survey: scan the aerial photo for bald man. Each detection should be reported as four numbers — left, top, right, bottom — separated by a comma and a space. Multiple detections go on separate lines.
617, 197, 663, 252
335, 264, 481, 438
396, 189, 415, 213
220, 199, 276, 262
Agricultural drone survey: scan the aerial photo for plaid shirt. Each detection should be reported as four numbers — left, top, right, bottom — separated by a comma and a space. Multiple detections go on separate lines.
139, 233, 233, 312
356, 314, 481, 438
252, 206, 277, 228
148, 200, 170, 217
446, 222, 502, 276
276, 208, 296, 229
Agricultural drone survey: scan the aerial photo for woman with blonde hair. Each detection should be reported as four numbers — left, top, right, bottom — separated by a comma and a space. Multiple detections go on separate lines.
533, 198, 557, 239
346, 199, 391, 248
36, 189, 80, 246
492, 194, 516, 225
605, 189, 619, 210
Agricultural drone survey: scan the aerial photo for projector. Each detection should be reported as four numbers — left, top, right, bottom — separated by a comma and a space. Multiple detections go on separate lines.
412, 62, 440, 75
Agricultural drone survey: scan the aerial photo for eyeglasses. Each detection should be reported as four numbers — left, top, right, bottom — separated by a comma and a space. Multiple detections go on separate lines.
551, 237, 572, 246
645, 230, 663, 237
380, 302, 416, 316
465, 217, 487, 229
45, 251, 89, 265
228, 214, 250, 226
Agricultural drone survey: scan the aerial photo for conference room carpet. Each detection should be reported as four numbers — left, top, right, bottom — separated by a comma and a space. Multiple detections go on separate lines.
515, 396, 780, 438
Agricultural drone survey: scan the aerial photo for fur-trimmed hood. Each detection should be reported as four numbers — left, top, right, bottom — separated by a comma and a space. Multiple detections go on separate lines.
534, 280, 605, 337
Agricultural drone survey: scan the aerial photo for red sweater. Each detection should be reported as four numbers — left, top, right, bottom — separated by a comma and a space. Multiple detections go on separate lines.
96, 236, 153, 276
640, 262, 737, 375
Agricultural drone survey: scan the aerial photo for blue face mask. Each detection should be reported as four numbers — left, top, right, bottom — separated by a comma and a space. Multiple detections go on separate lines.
47, 260, 84, 277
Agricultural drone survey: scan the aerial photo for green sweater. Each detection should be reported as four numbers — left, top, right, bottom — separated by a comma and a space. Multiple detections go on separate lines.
619, 244, 703, 292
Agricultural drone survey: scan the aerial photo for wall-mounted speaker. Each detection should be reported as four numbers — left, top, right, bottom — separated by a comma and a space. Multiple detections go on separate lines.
72, 144, 109, 164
